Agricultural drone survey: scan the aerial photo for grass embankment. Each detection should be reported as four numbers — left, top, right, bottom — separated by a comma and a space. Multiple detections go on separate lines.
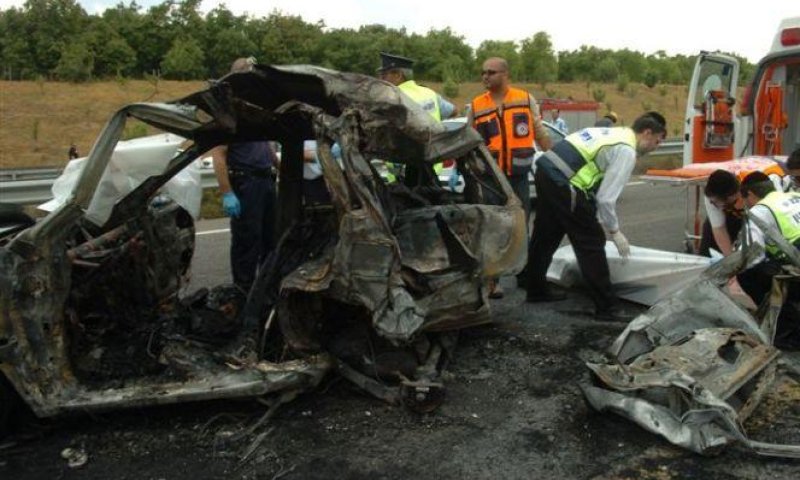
1, 79, 686, 218
1, 78, 691, 170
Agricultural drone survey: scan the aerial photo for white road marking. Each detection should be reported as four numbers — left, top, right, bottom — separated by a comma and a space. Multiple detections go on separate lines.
196, 228, 230, 236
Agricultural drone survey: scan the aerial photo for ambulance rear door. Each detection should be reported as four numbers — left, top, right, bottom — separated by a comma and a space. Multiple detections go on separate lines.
683, 52, 739, 166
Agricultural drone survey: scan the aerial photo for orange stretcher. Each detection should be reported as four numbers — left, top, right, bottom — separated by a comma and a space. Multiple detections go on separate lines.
642, 157, 786, 253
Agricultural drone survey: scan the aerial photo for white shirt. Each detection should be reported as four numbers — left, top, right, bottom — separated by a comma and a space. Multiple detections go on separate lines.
594, 143, 637, 233
703, 173, 785, 228
744, 204, 775, 257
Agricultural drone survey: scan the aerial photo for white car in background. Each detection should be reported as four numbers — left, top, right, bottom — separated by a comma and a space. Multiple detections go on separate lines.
438, 118, 566, 203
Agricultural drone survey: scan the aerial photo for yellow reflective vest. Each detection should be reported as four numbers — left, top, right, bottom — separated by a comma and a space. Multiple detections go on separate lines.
398, 80, 442, 122
755, 191, 800, 259
565, 128, 637, 192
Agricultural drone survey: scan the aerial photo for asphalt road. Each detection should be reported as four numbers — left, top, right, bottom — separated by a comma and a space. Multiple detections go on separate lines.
188, 180, 694, 291
6, 179, 800, 479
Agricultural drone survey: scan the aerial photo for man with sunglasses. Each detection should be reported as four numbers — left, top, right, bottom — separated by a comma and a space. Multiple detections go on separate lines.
468, 57, 552, 298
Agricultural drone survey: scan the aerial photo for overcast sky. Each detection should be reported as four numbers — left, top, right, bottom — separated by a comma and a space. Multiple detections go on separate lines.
2, 0, 797, 63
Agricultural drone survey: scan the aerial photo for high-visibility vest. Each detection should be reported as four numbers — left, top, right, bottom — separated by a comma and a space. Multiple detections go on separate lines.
397, 80, 443, 176
755, 191, 800, 259
567, 128, 637, 192
471, 87, 535, 175
398, 80, 441, 122
539, 127, 636, 192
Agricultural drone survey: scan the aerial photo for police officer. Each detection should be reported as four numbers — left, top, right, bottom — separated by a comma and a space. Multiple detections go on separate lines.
525, 112, 666, 321
377, 52, 455, 122
211, 57, 278, 291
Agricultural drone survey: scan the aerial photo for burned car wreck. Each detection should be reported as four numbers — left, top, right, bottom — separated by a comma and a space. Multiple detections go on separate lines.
0, 65, 526, 431
583, 238, 800, 458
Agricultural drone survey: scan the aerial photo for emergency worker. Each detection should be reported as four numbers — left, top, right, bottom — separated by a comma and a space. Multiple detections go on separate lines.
469, 56, 552, 221
377, 52, 455, 183
211, 57, 277, 291
700, 166, 785, 257
468, 56, 553, 298
783, 148, 800, 191
594, 111, 619, 128
738, 171, 800, 305
525, 112, 667, 322
700, 170, 745, 257
378, 52, 455, 122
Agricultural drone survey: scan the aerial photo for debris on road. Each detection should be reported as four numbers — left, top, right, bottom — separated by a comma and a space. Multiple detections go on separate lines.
583, 244, 800, 457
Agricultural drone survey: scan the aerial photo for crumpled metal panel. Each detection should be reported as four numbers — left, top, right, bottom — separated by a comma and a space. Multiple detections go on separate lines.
584, 243, 800, 457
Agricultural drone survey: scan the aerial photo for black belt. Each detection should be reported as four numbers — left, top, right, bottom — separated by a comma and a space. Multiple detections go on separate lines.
228, 168, 275, 179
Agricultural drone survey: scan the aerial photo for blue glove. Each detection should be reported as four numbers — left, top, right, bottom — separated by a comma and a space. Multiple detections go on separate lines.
222, 191, 241, 218
448, 169, 460, 191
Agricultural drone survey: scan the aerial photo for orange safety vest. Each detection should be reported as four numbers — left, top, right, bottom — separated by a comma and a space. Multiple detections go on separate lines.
471, 87, 536, 175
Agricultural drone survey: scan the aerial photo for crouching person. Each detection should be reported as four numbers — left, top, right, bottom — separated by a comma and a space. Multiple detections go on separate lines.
739, 171, 800, 348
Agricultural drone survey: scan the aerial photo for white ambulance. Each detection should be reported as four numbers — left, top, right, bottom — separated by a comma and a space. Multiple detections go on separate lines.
684, 17, 800, 165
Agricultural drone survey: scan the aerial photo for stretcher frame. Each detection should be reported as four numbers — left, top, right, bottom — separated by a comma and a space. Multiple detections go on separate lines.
640, 174, 709, 254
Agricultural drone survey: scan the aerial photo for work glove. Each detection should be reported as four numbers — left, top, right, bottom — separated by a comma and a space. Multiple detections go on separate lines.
610, 230, 630, 260
448, 169, 460, 191
222, 191, 241, 218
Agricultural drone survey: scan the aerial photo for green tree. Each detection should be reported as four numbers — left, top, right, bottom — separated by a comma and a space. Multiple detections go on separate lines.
475, 40, 520, 80
644, 70, 658, 88
207, 28, 258, 78
596, 57, 619, 82
259, 12, 323, 65
18, 0, 89, 76
161, 36, 206, 80
519, 32, 557, 84
54, 40, 93, 81
83, 18, 136, 77
136, 2, 176, 75
407, 28, 472, 81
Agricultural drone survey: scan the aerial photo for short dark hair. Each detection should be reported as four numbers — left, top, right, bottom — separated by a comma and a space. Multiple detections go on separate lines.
740, 171, 775, 199
704, 169, 739, 198
631, 111, 667, 135
788, 148, 800, 170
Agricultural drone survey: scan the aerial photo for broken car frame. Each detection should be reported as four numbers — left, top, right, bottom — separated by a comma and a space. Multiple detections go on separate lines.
0, 65, 526, 429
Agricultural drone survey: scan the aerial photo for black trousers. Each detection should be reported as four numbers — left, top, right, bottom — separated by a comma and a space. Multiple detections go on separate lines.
525, 169, 615, 311
230, 175, 276, 290
698, 215, 742, 256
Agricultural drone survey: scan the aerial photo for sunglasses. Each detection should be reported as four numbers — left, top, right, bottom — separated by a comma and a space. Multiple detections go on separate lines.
481, 69, 505, 76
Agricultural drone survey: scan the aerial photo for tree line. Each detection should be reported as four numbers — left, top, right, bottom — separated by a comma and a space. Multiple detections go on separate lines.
0, 0, 755, 86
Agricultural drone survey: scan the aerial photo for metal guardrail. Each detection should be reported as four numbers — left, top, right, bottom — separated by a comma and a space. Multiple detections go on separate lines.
0, 167, 63, 182
0, 140, 685, 205
649, 139, 683, 157
0, 168, 219, 205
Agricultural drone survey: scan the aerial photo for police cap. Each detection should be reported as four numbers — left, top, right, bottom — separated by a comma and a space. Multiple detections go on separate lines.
377, 52, 414, 73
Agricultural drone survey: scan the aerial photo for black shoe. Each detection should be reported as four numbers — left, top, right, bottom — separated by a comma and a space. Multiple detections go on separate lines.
526, 289, 567, 303
594, 307, 635, 322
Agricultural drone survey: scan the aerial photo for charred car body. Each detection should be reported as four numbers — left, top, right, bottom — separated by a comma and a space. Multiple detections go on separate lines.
0, 65, 526, 431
